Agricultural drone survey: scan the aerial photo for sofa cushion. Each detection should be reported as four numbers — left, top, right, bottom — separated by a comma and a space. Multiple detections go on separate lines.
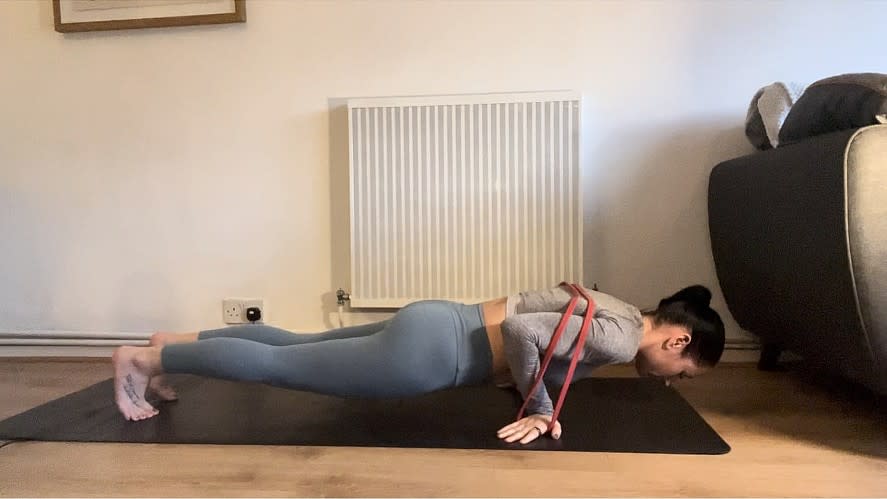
779, 73, 887, 145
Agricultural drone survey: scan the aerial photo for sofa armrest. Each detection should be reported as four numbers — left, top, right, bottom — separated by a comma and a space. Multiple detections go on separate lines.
708, 128, 870, 375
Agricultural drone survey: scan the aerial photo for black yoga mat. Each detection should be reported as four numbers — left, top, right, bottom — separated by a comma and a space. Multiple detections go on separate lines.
0, 375, 729, 454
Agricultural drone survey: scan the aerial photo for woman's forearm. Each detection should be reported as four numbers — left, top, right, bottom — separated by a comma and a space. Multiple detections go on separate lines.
500, 316, 554, 415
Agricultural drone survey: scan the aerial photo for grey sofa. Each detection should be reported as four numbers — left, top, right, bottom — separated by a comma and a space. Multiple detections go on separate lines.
708, 124, 887, 394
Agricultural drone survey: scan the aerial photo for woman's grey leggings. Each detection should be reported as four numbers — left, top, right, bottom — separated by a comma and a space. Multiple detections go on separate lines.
161, 300, 494, 398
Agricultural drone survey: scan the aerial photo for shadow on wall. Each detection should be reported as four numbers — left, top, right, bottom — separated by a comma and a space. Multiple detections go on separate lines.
110, 271, 182, 334
325, 99, 351, 330
1, 185, 187, 334
582, 118, 754, 338
0, 187, 56, 331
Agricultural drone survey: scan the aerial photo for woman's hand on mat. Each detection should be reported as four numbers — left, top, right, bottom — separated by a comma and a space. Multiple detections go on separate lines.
497, 414, 561, 444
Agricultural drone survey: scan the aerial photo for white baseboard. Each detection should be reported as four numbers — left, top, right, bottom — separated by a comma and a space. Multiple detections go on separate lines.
0, 346, 119, 357
719, 348, 760, 363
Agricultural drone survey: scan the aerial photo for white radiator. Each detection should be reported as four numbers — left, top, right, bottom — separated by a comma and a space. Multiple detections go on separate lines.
347, 91, 582, 308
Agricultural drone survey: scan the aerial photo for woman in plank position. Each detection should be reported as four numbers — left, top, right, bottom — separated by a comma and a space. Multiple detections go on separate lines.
113, 283, 725, 444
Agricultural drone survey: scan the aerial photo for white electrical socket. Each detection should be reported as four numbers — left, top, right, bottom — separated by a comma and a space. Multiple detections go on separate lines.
222, 298, 265, 324
222, 299, 243, 324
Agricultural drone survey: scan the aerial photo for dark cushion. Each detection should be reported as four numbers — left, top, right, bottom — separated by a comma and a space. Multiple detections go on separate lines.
779, 73, 887, 145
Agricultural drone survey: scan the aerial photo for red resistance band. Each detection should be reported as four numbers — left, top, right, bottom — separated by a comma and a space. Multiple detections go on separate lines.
515, 282, 596, 434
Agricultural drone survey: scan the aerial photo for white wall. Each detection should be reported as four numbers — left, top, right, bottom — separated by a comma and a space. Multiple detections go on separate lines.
1, 0, 884, 341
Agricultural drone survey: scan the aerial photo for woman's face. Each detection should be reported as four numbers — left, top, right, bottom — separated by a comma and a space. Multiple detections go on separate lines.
634, 324, 708, 385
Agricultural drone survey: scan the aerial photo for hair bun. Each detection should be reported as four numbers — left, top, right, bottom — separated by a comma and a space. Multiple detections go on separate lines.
659, 285, 712, 308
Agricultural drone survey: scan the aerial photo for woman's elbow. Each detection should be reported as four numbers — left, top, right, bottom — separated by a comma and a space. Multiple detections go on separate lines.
499, 316, 523, 339
500, 316, 538, 347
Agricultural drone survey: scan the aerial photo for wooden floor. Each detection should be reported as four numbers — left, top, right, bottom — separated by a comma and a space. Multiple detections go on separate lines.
0, 359, 884, 497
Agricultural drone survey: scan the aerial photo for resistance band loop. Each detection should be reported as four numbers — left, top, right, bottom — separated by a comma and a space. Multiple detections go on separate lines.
516, 282, 596, 433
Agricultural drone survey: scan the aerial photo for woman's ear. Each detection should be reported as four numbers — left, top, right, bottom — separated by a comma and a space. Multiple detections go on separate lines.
666, 329, 691, 350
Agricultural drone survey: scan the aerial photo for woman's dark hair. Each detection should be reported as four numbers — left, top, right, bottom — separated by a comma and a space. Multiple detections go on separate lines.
643, 285, 725, 367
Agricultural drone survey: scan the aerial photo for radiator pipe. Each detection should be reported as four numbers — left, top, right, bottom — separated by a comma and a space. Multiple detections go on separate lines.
336, 288, 351, 328
0, 330, 152, 340
724, 339, 761, 350
337, 304, 345, 328
0, 339, 149, 346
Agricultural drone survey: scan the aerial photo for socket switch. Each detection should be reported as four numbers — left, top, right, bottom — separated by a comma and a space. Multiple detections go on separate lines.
222, 298, 265, 324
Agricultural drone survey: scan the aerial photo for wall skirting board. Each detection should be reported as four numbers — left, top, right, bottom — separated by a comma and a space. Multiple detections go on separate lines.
0, 330, 150, 357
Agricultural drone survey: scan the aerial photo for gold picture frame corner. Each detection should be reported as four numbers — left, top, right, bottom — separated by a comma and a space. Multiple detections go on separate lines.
52, 0, 246, 34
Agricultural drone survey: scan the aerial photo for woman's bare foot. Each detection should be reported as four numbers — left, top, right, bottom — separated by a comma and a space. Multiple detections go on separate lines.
113, 345, 162, 421
145, 332, 198, 401
147, 376, 178, 401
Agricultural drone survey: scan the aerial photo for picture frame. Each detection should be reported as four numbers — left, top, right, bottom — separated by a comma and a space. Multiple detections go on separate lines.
52, 0, 246, 33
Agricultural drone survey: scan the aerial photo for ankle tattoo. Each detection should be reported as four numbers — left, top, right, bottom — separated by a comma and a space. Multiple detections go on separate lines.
123, 374, 143, 407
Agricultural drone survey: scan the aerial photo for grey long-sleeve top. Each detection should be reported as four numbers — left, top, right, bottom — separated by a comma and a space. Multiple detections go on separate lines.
500, 285, 645, 415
